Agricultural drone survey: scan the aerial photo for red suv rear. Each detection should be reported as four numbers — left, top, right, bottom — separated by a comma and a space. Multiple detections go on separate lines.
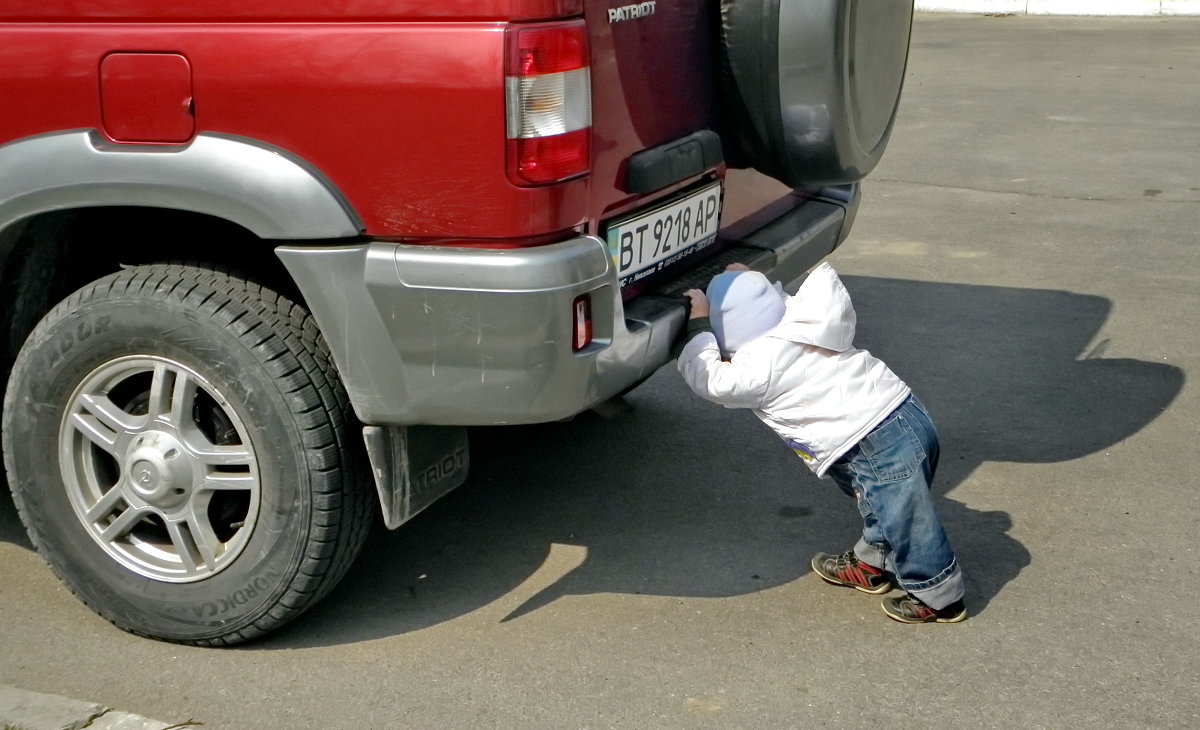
0, 0, 913, 644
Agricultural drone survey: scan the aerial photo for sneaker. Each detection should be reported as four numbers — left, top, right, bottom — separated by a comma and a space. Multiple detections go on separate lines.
881, 594, 967, 624
811, 550, 893, 595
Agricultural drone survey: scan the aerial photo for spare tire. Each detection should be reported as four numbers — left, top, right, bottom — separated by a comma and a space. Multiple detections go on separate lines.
719, 0, 914, 188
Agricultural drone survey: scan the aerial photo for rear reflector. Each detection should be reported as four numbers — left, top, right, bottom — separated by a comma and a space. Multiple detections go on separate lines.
572, 294, 593, 351
506, 20, 591, 186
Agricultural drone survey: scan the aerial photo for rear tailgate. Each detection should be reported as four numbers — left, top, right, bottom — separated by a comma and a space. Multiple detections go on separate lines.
584, 1, 726, 290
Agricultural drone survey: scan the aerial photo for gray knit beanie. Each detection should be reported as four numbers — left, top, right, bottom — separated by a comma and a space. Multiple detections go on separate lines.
706, 270, 785, 355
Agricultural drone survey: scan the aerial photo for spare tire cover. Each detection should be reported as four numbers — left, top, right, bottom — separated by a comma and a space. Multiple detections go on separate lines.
719, 0, 914, 188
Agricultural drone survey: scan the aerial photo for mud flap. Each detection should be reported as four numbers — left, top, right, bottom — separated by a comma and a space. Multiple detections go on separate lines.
362, 425, 470, 530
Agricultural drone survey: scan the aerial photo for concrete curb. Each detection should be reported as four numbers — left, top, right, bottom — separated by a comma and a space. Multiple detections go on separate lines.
0, 685, 177, 730
916, 0, 1200, 14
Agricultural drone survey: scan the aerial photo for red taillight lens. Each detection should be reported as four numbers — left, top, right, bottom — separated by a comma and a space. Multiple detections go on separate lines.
572, 294, 593, 351
506, 20, 591, 186
509, 24, 587, 75
507, 130, 590, 187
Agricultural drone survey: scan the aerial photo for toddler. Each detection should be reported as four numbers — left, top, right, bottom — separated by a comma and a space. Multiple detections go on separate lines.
679, 262, 965, 623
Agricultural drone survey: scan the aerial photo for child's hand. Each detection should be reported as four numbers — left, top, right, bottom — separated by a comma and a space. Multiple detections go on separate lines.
683, 289, 709, 318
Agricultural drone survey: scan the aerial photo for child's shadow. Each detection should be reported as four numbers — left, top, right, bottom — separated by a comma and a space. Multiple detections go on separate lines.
840, 276, 1183, 611
0, 277, 1182, 646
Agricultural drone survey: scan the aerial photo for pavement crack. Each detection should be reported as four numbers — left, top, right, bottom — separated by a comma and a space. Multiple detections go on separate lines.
79, 708, 113, 728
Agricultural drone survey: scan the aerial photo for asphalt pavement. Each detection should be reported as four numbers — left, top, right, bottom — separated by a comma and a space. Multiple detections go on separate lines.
2, 13, 1198, 730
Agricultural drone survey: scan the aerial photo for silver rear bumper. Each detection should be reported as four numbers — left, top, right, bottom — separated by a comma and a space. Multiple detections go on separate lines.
276, 184, 857, 426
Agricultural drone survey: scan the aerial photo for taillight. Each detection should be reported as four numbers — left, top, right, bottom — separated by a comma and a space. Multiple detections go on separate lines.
505, 20, 591, 186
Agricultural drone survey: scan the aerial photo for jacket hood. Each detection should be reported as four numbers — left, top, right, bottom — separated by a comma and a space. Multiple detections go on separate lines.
706, 270, 787, 356
769, 262, 856, 352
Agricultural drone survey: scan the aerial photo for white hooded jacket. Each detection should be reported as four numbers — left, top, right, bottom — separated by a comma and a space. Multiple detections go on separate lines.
678, 262, 911, 477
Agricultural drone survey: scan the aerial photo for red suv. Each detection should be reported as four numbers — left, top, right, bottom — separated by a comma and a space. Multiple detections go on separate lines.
0, 0, 913, 644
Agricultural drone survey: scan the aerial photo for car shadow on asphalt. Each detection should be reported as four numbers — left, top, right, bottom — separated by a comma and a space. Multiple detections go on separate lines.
0, 276, 1184, 647
247, 275, 1181, 648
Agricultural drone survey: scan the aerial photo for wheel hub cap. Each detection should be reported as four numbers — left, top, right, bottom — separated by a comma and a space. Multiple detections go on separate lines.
59, 356, 261, 583
126, 432, 189, 506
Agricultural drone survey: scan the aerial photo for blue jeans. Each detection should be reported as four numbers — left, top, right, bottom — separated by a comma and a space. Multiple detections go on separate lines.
826, 395, 964, 609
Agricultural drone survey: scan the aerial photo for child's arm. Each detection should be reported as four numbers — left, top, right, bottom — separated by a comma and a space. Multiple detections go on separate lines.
678, 289, 771, 408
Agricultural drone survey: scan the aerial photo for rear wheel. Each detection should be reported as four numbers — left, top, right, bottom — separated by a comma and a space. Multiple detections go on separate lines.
2, 264, 372, 645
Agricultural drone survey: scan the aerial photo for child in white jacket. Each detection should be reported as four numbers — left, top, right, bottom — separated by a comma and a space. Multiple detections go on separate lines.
679, 262, 965, 623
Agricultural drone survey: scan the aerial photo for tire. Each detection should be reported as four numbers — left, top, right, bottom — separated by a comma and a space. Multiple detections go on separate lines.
719, 0, 914, 188
2, 264, 372, 645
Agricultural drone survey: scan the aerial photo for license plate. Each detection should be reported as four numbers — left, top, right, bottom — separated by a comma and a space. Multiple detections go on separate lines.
605, 182, 722, 287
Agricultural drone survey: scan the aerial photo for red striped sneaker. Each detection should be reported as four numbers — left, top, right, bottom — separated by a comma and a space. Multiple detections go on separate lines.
811, 550, 893, 595
882, 594, 968, 624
